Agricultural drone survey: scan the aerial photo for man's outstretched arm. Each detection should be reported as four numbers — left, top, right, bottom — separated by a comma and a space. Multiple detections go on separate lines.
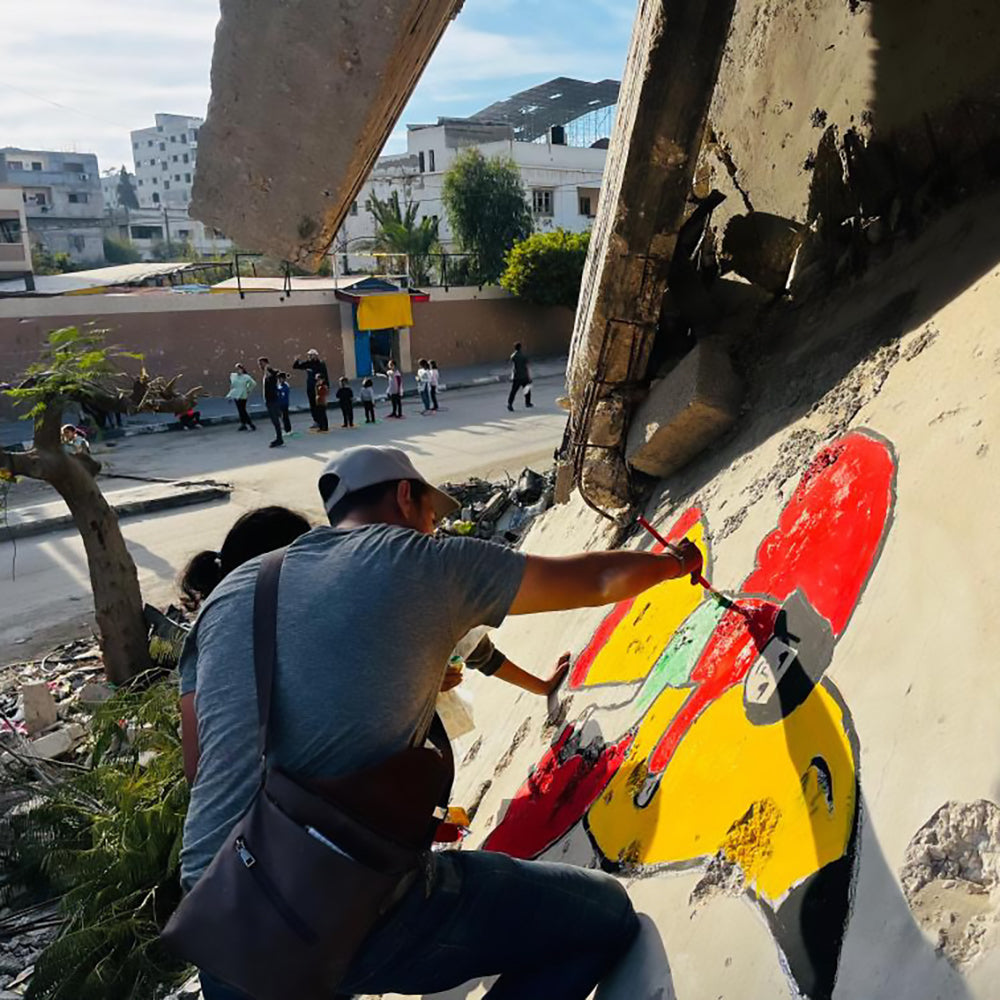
508, 542, 702, 616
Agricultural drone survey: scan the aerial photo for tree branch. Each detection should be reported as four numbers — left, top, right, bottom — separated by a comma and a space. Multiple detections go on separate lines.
1, 447, 45, 480
35, 399, 62, 452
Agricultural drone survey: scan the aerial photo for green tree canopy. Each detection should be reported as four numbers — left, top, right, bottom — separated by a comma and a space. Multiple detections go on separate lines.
116, 166, 140, 210
501, 229, 591, 309
369, 190, 439, 284
441, 149, 532, 284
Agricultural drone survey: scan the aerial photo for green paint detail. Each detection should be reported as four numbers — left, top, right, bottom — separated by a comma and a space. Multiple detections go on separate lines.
634, 601, 727, 714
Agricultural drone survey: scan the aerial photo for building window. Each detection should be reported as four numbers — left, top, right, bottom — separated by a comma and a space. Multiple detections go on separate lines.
34, 192, 47, 206
532, 189, 554, 216
147, 140, 153, 147
71, 235, 86, 252
7, 160, 23, 171
180, 133, 188, 144
418, 151, 426, 173
178, 229, 191, 238
170, 135, 176, 143
161, 161, 168, 170
171, 154, 178, 162
182, 153, 189, 164
159, 142, 165, 151
133, 142, 139, 150
164, 180, 170, 190
137, 179, 143, 186
64, 161, 84, 173
579, 195, 592, 217
157, 125, 163, 132
152, 193, 160, 204
364, 199, 372, 212
184, 173, 191, 182
0, 218, 21, 243
428, 150, 436, 172
31, 162, 42, 171
152, 177, 158, 185
68, 192, 89, 204
190, 129, 199, 142
174, 174, 181, 181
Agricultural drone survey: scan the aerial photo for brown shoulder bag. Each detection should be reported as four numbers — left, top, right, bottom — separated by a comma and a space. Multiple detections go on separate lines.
161, 548, 454, 1000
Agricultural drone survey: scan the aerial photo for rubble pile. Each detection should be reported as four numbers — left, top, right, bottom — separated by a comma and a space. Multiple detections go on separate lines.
439, 468, 554, 546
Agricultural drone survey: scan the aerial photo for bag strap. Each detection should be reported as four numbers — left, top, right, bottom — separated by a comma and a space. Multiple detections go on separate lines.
252, 547, 287, 759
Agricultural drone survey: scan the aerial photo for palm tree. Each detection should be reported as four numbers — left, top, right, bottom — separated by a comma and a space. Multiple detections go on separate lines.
369, 191, 439, 285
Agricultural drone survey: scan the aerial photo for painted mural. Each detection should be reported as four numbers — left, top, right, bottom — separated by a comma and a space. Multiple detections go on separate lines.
484, 429, 898, 1000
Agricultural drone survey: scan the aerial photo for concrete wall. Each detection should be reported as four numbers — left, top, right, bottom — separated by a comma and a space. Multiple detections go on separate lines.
451, 185, 1000, 1000
0, 287, 570, 413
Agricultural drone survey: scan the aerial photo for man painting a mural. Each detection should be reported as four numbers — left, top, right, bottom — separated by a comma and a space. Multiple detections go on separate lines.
172, 445, 703, 1000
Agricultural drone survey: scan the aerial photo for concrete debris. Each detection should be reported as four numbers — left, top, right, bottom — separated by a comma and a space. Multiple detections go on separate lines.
689, 850, 747, 908
440, 469, 554, 545
900, 800, 1000, 967
626, 338, 743, 479
18, 685, 56, 737
23, 725, 86, 762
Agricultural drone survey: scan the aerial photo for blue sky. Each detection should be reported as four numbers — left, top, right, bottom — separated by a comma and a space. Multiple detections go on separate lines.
1, 0, 634, 175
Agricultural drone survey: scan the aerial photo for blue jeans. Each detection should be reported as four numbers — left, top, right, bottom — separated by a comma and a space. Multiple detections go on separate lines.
420, 385, 432, 411
199, 849, 639, 999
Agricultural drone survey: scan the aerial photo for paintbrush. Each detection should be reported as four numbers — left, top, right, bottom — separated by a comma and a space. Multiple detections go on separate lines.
635, 515, 747, 616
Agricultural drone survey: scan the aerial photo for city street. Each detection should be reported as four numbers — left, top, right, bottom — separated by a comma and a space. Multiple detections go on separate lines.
1, 380, 566, 659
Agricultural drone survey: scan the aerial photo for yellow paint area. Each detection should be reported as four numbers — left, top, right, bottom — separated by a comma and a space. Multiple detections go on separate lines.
583, 521, 708, 686
588, 682, 856, 903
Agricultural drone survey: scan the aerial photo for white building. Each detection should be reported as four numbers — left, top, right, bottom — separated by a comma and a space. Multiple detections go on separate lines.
334, 77, 617, 276
126, 114, 230, 259
0, 148, 105, 265
131, 113, 201, 210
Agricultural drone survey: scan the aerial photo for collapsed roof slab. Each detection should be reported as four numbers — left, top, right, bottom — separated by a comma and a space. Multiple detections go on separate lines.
190, 0, 464, 270
566, 0, 737, 515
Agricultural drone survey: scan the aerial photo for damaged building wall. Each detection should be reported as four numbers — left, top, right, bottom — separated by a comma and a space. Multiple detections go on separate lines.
565, 0, 1000, 514
436, 181, 1000, 1000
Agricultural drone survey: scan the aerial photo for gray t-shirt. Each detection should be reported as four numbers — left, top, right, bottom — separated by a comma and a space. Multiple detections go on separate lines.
179, 523, 526, 886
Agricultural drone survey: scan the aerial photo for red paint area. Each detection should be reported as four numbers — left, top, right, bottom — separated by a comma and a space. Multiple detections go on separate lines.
648, 599, 779, 773
483, 725, 634, 859
570, 506, 704, 688
740, 432, 895, 637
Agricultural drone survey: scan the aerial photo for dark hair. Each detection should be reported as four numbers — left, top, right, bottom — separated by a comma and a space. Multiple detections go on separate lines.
179, 506, 311, 609
430, 360, 438, 369
258, 356, 269, 365
514, 342, 522, 351
323, 478, 429, 526
339, 376, 348, 384
418, 358, 429, 367
278, 371, 288, 379
362, 377, 373, 387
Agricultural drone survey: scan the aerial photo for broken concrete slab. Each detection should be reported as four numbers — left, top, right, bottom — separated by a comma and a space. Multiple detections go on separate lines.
191, 0, 464, 269
77, 682, 114, 707
20, 683, 57, 736
566, 0, 738, 512
24, 724, 85, 761
625, 338, 742, 478
0, 480, 231, 542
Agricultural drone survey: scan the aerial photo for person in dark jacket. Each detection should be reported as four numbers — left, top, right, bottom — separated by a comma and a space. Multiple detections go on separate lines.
293, 349, 329, 429
258, 357, 284, 448
507, 342, 533, 411
336, 376, 355, 428
277, 372, 292, 433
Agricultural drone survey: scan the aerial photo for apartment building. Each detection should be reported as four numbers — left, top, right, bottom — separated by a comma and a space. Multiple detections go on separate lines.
0, 148, 105, 264
0, 185, 33, 286
130, 113, 202, 210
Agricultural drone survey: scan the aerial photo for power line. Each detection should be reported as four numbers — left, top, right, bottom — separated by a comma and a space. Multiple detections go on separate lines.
0, 78, 131, 132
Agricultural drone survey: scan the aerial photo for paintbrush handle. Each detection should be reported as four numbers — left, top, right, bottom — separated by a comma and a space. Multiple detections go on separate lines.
636, 515, 685, 557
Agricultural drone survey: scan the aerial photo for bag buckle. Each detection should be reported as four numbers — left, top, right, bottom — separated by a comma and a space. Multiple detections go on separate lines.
234, 837, 257, 869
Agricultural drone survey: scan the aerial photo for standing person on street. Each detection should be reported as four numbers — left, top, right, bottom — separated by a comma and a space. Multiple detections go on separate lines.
293, 348, 329, 429
226, 363, 256, 431
313, 376, 330, 432
429, 360, 441, 411
508, 341, 533, 411
176, 444, 703, 1000
257, 357, 284, 448
360, 378, 377, 424
336, 376, 355, 428
277, 372, 292, 434
416, 358, 433, 414
379, 359, 404, 418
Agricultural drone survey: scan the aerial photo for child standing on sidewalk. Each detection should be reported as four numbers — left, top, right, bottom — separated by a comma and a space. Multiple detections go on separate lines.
429, 360, 441, 411
360, 378, 376, 424
336, 376, 355, 428
277, 372, 292, 433
312, 376, 330, 432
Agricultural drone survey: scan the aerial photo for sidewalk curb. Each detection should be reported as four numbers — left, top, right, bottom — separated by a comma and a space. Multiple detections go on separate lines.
0, 481, 232, 542
2, 372, 567, 448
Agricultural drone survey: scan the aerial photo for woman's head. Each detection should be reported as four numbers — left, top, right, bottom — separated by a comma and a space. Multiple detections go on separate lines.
235, 363, 247, 374
179, 506, 311, 609
60, 424, 76, 441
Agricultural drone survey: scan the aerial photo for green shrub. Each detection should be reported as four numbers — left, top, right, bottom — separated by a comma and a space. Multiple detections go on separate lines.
500, 229, 590, 309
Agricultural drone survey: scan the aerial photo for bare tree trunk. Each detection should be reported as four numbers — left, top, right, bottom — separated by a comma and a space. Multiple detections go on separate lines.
49, 458, 153, 685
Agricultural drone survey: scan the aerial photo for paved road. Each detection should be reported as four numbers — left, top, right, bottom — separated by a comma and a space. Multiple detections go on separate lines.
1, 382, 566, 661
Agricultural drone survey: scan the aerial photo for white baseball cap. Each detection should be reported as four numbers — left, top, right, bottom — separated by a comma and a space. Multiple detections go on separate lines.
318, 446, 460, 522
